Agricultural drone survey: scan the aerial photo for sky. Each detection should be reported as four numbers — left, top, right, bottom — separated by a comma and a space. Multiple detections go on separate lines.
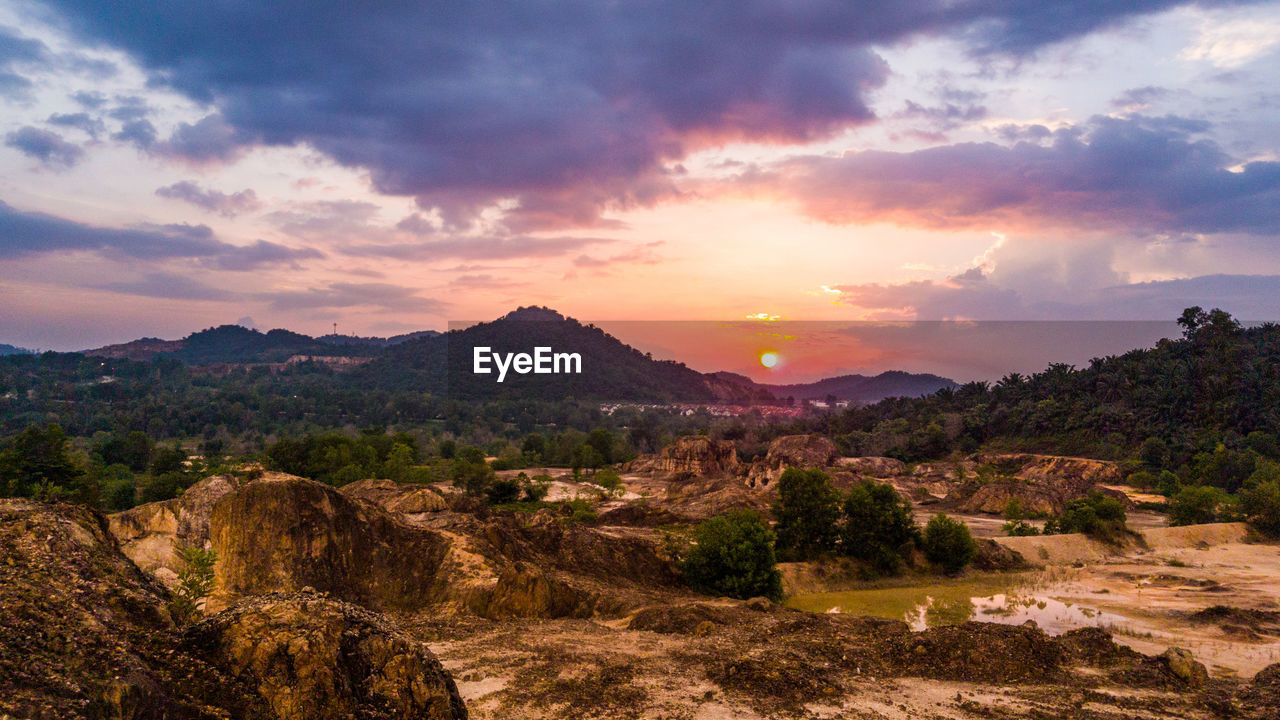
1, 0, 1279, 371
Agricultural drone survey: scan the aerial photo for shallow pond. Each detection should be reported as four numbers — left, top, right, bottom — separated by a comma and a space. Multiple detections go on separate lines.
786, 572, 1136, 634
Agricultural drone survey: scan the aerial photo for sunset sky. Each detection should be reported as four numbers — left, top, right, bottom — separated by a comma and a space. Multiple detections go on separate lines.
2, 0, 1279, 361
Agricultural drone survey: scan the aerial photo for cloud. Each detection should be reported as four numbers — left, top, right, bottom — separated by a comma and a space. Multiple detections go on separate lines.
4, 126, 84, 168
47, 111, 106, 138
343, 235, 611, 262
257, 282, 445, 313
156, 180, 261, 216
0, 199, 318, 269
96, 271, 239, 301
752, 114, 1280, 236
40, 0, 1230, 229
70, 90, 106, 108
112, 119, 158, 149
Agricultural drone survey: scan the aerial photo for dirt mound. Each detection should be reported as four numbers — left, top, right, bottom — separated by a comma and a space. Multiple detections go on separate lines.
746, 434, 839, 487
108, 472, 256, 587
186, 591, 466, 720
626, 435, 739, 476
595, 502, 690, 526
970, 538, 1028, 571
210, 476, 452, 611
889, 621, 1066, 683
628, 603, 736, 634
0, 499, 271, 719
951, 454, 1128, 515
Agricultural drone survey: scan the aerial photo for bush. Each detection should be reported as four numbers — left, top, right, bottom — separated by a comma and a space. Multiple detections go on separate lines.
1242, 479, 1280, 536
772, 467, 841, 561
922, 513, 976, 575
1001, 498, 1040, 536
1044, 492, 1129, 542
1169, 485, 1227, 526
840, 480, 918, 573
485, 476, 522, 504
452, 458, 495, 496
680, 510, 783, 601
521, 473, 551, 502
593, 467, 624, 497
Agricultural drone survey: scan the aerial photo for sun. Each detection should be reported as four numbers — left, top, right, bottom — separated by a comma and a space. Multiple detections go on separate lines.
760, 351, 779, 368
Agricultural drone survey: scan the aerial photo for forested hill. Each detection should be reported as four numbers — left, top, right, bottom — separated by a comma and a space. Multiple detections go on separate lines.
761, 371, 957, 404
806, 308, 1280, 479
351, 306, 773, 403
83, 325, 440, 364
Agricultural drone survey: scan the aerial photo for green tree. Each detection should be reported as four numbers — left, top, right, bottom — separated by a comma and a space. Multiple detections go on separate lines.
1169, 485, 1226, 526
0, 424, 87, 501
593, 467, 624, 497
1001, 498, 1039, 536
840, 479, 918, 573
382, 442, 414, 482
922, 513, 976, 575
771, 467, 841, 561
485, 476, 522, 504
680, 510, 783, 601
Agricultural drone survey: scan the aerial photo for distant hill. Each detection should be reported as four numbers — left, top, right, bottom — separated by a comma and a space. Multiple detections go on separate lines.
0, 344, 33, 357
354, 306, 775, 403
760, 371, 958, 404
84, 326, 440, 364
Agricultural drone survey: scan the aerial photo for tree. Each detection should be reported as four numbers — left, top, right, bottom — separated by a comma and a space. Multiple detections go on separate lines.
771, 467, 841, 561
485, 476, 522, 504
169, 545, 217, 625
840, 479, 918, 572
923, 513, 976, 575
1169, 485, 1226, 526
680, 510, 783, 601
0, 424, 87, 502
1002, 498, 1039, 536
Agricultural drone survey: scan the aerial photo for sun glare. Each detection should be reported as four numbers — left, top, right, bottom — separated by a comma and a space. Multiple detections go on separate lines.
760, 351, 779, 368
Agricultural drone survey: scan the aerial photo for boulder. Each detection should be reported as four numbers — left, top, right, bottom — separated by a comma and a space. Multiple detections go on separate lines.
477, 564, 594, 619
1158, 647, 1209, 688
209, 477, 451, 612
186, 591, 466, 720
836, 456, 907, 477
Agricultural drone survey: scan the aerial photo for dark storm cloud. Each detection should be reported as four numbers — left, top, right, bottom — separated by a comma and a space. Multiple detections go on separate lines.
156, 180, 261, 217
760, 115, 1280, 235
4, 126, 84, 168
40, 0, 1251, 228
0, 200, 318, 269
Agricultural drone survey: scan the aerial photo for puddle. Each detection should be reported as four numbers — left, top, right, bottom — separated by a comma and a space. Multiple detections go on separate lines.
788, 572, 1147, 634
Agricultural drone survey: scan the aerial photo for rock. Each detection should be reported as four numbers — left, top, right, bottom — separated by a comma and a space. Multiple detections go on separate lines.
745, 596, 774, 612
1159, 647, 1209, 687
947, 454, 1131, 516
0, 499, 271, 719
627, 435, 740, 476
478, 564, 594, 619
210, 476, 451, 612
836, 456, 907, 477
340, 479, 449, 514
108, 472, 256, 587
629, 603, 735, 634
746, 435, 840, 487
970, 538, 1027, 571
186, 591, 466, 720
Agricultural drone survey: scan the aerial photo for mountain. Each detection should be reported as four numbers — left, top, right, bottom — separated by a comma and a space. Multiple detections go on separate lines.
761, 371, 958, 404
353, 306, 775, 403
0, 344, 33, 357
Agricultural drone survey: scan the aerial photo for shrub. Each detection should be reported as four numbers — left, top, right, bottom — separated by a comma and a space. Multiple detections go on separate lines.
1242, 479, 1280, 536
593, 467, 624, 497
169, 545, 217, 625
772, 467, 841, 561
922, 513, 976, 575
452, 458, 495, 496
522, 473, 551, 502
1168, 485, 1226, 526
680, 510, 783, 601
485, 476, 522, 504
1044, 492, 1129, 542
1001, 498, 1040, 536
840, 480, 918, 573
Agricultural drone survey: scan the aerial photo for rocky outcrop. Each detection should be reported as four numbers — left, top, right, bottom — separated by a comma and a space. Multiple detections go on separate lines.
836, 456, 906, 477
476, 564, 594, 619
186, 591, 466, 720
627, 435, 740, 476
210, 477, 451, 612
341, 478, 449, 514
746, 434, 839, 487
948, 454, 1130, 515
0, 498, 272, 719
108, 472, 256, 587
